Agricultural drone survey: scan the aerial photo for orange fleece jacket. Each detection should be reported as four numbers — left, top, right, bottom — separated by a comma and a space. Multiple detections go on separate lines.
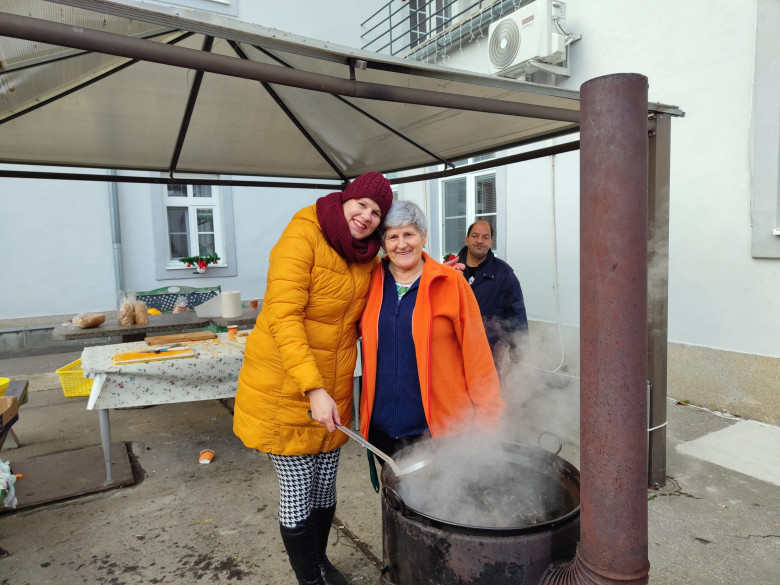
360, 252, 504, 439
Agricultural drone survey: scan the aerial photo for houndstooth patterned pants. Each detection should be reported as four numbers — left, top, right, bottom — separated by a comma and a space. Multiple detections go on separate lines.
269, 449, 341, 528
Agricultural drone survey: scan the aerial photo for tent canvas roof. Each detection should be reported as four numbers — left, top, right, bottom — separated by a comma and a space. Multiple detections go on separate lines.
0, 0, 682, 185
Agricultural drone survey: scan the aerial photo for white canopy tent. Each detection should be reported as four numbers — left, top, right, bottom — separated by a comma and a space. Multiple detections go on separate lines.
0, 0, 680, 187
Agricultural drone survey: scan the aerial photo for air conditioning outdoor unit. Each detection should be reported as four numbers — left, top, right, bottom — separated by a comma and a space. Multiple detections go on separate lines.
488, 0, 570, 78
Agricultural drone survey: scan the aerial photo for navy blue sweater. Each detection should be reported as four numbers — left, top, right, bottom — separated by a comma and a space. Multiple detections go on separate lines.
370, 263, 428, 439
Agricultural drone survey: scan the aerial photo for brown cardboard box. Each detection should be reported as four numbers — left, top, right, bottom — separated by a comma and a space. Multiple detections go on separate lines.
0, 396, 19, 448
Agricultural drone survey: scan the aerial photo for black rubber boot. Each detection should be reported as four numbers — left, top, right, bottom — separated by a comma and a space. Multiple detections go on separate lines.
279, 521, 326, 585
311, 506, 349, 585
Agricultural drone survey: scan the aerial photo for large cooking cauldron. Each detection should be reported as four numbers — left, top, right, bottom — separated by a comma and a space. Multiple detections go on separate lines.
379, 439, 580, 585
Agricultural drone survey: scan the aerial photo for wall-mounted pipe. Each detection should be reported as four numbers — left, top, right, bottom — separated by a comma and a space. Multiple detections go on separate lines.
107, 169, 125, 300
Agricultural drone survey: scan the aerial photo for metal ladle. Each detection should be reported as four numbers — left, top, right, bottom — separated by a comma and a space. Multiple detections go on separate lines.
335, 423, 428, 477
309, 411, 427, 476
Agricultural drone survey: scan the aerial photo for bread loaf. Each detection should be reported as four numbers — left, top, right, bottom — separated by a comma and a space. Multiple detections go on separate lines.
117, 302, 135, 325
134, 301, 149, 325
73, 312, 106, 329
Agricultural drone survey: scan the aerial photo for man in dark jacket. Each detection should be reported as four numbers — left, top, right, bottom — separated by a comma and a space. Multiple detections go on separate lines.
456, 220, 528, 368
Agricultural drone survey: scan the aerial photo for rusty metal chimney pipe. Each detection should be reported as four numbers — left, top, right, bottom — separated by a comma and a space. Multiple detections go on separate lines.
541, 73, 650, 585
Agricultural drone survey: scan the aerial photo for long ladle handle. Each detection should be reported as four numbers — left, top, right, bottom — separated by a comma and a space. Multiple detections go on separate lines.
334, 424, 402, 476
307, 410, 402, 475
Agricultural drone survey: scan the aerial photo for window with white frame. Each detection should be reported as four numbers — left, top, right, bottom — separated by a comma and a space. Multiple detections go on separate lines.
151, 178, 236, 280
441, 166, 497, 256
408, 0, 453, 49
164, 184, 224, 267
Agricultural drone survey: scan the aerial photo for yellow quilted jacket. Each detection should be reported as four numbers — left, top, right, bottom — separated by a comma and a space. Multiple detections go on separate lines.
233, 205, 378, 455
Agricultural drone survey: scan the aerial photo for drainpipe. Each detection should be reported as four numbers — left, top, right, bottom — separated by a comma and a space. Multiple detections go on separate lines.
540, 73, 650, 584
108, 170, 125, 297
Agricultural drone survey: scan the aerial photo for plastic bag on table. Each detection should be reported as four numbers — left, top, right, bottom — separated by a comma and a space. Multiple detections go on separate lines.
172, 294, 189, 313
117, 290, 136, 325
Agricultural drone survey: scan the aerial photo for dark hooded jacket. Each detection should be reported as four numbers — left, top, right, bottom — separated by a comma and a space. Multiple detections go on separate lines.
457, 246, 528, 359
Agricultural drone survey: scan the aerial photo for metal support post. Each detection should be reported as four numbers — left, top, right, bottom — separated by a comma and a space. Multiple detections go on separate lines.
647, 113, 671, 487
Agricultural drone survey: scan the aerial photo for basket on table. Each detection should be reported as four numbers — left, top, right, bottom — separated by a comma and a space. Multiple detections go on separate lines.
56, 359, 92, 398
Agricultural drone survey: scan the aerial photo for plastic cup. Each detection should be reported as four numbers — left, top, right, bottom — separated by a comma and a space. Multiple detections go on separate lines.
199, 449, 215, 464
227, 325, 238, 340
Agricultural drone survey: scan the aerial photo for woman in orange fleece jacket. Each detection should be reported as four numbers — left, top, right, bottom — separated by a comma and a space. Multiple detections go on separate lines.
360, 200, 504, 459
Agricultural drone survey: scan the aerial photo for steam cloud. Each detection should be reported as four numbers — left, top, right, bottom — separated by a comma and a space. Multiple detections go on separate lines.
387, 328, 581, 529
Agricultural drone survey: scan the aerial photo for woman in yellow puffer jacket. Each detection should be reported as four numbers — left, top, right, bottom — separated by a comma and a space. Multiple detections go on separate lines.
234, 172, 392, 585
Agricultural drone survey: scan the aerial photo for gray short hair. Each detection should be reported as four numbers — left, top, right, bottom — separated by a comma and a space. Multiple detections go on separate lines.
381, 200, 428, 240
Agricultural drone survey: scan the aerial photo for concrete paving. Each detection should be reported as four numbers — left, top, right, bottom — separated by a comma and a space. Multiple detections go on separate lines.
0, 350, 778, 585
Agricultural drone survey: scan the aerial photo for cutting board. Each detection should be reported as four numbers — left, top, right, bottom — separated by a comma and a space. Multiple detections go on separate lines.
113, 347, 196, 365
145, 331, 216, 345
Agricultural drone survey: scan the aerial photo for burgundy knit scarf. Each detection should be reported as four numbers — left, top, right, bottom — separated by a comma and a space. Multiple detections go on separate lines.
316, 191, 380, 264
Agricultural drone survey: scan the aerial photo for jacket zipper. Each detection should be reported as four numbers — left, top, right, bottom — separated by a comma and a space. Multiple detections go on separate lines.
425, 273, 444, 432
394, 287, 402, 436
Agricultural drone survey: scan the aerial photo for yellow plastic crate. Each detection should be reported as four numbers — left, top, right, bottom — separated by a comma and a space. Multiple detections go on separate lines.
56, 359, 92, 398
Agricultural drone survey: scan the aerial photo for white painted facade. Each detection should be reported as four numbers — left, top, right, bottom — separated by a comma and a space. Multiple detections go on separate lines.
402, 0, 780, 423
411, 0, 779, 356
1, 0, 777, 422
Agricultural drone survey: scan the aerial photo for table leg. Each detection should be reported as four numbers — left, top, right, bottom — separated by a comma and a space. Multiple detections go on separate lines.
352, 375, 361, 431
6, 429, 21, 448
98, 408, 113, 484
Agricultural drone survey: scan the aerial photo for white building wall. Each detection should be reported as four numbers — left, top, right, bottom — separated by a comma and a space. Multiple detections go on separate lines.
228, 185, 322, 300
236, 0, 373, 45
1, 168, 117, 316
504, 151, 580, 329
117, 178, 159, 299
0, 0, 386, 322
410, 0, 778, 421
562, 1, 773, 357
429, 0, 779, 359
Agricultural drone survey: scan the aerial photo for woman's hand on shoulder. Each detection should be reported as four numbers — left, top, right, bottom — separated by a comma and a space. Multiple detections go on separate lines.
443, 256, 465, 272
307, 388, 341, 432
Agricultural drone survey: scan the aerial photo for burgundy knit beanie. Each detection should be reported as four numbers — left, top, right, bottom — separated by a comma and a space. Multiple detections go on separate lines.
341, 172, 393, 219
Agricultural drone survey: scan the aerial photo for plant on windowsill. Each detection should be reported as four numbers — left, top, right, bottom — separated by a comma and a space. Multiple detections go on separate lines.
180, 254, 220, 274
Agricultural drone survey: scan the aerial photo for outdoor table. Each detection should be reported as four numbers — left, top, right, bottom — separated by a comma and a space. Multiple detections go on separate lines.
81, 333, 246, 483
209, 304, 261, 330
53, 311, 211, 343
